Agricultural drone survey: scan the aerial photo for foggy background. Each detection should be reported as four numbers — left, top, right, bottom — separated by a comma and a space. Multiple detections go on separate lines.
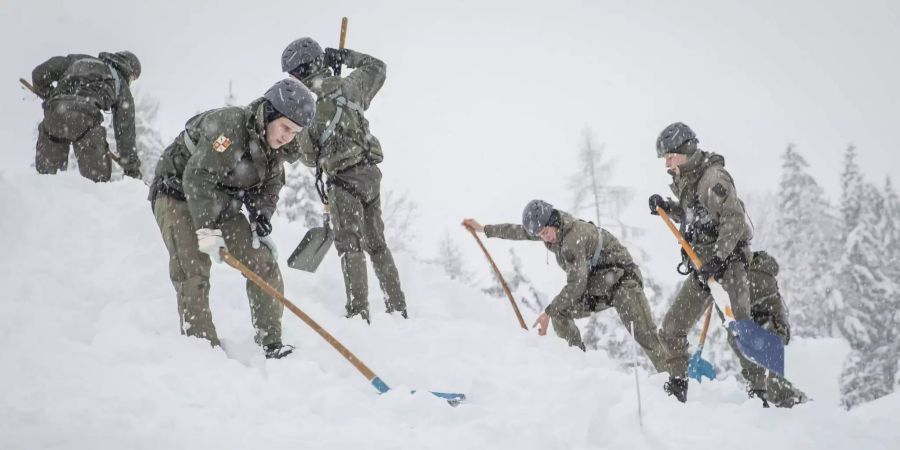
2, 0, 898, 289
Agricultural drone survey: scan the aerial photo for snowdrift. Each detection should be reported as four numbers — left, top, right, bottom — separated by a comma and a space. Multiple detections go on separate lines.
0, 170, 896, 450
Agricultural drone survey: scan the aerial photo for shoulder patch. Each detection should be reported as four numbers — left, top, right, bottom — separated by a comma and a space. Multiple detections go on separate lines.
712, 183, 728, 198
212, 135, 232, 153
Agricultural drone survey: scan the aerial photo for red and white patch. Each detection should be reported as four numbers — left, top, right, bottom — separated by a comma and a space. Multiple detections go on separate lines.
212, 135, 232, 153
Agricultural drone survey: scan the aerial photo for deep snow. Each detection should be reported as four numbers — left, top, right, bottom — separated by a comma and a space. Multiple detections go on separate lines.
1, 170, 897, 450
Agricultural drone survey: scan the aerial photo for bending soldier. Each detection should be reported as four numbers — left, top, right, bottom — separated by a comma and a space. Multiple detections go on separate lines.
463, 200, 670, 374
149, 79, 315, 359
281, 37, 407, 322
31, 51, 143, 181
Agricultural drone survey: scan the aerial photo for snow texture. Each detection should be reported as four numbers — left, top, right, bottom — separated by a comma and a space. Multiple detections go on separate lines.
1, 170, 898, 449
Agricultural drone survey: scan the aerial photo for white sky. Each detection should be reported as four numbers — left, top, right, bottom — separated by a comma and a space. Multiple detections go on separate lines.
2, 0, 898, 289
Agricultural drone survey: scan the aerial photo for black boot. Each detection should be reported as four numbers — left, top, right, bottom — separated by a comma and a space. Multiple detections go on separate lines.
385, 300, 408, 319
346, 309, 371, 325
264, 343, 295, 360
664, 376, 688, 403
748, 389, 770, 408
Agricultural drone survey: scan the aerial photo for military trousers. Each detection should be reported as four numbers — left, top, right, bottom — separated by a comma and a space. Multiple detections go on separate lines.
660, 263, 769, 389
328, 166, 406, 317
152, 194, 284, 347
550, 279, 670, 373
36, 98, 111, 182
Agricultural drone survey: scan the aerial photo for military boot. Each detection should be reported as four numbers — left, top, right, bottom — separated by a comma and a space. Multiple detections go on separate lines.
664, 376, 688, 403
370, 249, 407, 317
341, 251, 370, 324
264, 343, 295, 359
748, 388, 770, 408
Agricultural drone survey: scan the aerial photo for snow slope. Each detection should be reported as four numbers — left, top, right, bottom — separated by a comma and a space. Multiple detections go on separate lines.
0, 170, 896, 450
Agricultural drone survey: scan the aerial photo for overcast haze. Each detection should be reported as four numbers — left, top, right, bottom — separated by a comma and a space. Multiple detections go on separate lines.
3, 0, 898, 288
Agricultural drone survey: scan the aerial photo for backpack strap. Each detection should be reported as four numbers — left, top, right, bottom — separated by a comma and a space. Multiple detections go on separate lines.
105, 62, 122, 98
182, 130, 197, 154
318, 88, 365, 147
590, 226, 605, 269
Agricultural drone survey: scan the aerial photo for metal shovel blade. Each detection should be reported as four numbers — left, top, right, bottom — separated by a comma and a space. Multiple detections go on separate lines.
729, 319, 785, 376
287, 226, 334, 272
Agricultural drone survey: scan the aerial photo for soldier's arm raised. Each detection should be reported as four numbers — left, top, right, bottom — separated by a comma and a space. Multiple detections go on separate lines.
340, 49, 386, 110
484, 224, 542, 241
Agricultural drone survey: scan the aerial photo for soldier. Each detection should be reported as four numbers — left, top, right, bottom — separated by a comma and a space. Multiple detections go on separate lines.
31, 51, 143, 181
649, 122, 803, 407
462, 201, 670, 373
148, 79, 315, 359
280, 37, 407, 322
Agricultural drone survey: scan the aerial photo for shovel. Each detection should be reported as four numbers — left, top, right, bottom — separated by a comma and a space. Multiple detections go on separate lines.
288, 210, 334, 272
687, 304, 716, 382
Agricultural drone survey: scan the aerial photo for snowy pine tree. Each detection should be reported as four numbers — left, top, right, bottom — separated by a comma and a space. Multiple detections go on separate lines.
835, 146, 898, 409
481, 249, 547, 314
770, 145, 840, 337
568, 127, 640, 239
277, 162, 324, 228
133, 90, 165, 184
432, 233, 475, 284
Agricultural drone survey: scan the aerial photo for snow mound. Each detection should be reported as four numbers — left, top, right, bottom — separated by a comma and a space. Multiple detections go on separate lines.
0, 170, 896, 450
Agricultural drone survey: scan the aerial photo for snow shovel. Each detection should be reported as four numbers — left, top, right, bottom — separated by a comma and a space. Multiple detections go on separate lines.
221, 248, 466, 405
287, 211, 333, 273
687, 304, 716, 382
656, 208, 785, 376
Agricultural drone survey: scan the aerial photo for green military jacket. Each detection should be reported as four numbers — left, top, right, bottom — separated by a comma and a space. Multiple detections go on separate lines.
484, 211, 641, 317
32, 53, 140, 172
152, 98, 286, 230
293, 49, 386, 178
666, 150, 753, 265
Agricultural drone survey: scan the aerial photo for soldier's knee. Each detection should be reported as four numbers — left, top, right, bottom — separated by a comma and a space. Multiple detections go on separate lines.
334, 230, 362, 254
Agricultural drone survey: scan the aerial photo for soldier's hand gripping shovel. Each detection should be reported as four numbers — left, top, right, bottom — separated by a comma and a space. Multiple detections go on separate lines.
656, 207, 785, 376
220, 248, 466, 405
287, 206, 334, 272
687, 304, 716, 382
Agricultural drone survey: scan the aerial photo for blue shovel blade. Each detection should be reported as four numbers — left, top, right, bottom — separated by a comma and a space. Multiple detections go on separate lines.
687, 350, 716, 382
371, 377, 466, 406
729, 320, 784, 376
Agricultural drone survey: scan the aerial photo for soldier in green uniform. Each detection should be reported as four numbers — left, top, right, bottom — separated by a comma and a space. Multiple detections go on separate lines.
462, 200, 670, 373
31, 51, 143, 182
281, 37, 406, 322
650, 122, 804, 407
148, 79, 315, 359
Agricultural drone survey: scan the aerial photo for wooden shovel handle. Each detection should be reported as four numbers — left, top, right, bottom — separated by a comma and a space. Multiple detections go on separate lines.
339, 17, 348, 49
465, 226, 528, 330
220, 248, 378, 381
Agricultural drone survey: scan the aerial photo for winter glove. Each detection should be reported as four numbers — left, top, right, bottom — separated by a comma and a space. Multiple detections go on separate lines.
698, 256, 727, 282
196, 228, 227, 263
252, 234, 279, 259
123, 167, 142, 180
323, 47, 348, 71
251, 214, 272, 237
649, 194, 671, 216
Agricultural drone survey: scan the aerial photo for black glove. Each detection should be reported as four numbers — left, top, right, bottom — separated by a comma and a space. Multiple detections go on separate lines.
323, 48, 348, 71
252, 214, 272, 237
698, 256, 727, 281
124, 167, 142, 180
649, 194, 670, 216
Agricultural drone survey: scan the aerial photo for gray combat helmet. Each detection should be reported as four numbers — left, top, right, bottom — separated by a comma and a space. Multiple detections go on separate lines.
281, 37, 324, 73
116, 51, 141, 80
656, 122, 698, 157
522, 200, 555, 236
263, 78, 316, 128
